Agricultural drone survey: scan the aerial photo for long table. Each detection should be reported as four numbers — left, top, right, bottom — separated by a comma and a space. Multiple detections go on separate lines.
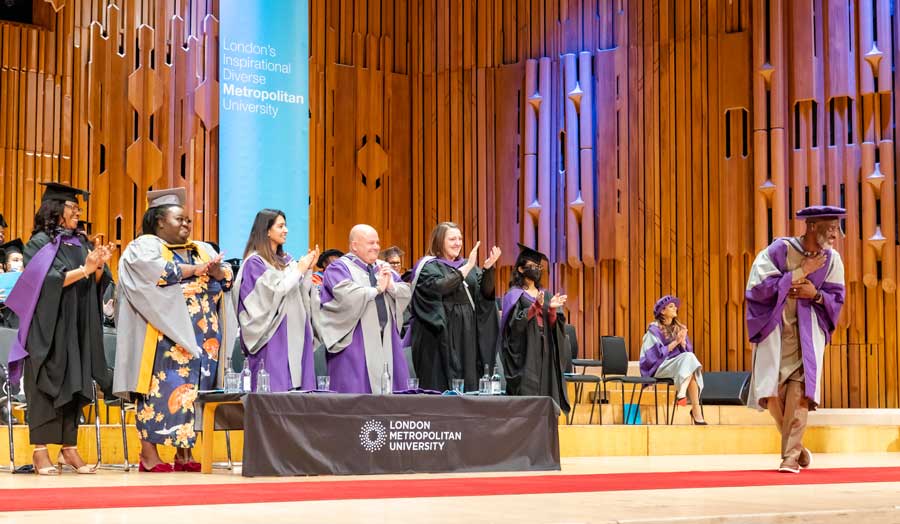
241, 392, 560, 477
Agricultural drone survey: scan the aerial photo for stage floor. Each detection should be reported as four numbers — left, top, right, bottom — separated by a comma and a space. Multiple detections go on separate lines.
2, 453, 900, 523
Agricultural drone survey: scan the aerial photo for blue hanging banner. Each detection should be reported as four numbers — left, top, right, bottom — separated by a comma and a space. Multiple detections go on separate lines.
218, 0, 309, 258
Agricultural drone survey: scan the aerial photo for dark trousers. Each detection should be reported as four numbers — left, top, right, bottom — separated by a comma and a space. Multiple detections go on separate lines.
24, 360, 80, 446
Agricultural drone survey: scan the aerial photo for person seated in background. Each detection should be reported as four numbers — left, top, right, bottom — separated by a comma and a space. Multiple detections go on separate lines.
0, 240, 27, 327
498, 243, 570, 414
380, 246, 406, 274
311, 248, 343, 287
639, 295, 705, 424
234, 208, 319, 392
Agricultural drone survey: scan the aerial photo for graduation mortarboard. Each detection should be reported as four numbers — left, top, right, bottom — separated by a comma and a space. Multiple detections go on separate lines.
317, 248, 344, 269
796, 205, 846, 220
515, 242, 548, 268
0, 238, 23, 256
0, 214, 7, 228
147, 187, 187, 208
40, 182, 90, 203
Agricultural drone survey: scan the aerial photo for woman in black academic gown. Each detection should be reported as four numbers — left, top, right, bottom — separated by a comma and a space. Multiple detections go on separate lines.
409, 222, 501, 392
498, 243, 570, 413
0, 238, 24, 328
6, 183, 114, 475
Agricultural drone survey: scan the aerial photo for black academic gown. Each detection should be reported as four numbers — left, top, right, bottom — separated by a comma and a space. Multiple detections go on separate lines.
500, 291, 571, 413
411, 262, 499, 392
23, 231, 112, 444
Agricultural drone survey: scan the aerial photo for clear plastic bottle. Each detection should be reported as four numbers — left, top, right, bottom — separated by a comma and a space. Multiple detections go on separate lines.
490, 365, 502, 395
381, 363, 392, 394
224, 357, 238, 393
240, 359, 252, 393
479, 364, 490, 394
256, 358, 270, 393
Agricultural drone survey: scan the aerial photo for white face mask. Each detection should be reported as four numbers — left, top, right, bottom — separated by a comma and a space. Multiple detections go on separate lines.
7, 261, 23, 272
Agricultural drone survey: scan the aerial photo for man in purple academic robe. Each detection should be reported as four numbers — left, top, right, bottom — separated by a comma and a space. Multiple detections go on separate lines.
314, 224, 410, 393
745, 205, 846, 474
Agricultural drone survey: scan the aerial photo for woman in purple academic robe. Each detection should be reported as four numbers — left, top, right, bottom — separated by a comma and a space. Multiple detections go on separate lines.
235, 209, 319, 392
639, 295, 705, 424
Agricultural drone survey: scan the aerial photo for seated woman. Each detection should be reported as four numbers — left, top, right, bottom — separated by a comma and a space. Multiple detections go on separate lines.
235, 209, 318, 392
639, 295, 706, 424
498, 243, 570, 414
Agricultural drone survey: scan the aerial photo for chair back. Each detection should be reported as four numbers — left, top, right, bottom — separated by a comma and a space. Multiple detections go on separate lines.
0, 327, 16, 366
231, 338, 245, 372
600, 336, 629, 376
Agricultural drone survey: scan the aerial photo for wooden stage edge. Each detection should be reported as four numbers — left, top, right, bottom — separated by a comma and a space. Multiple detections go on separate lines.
1, 423, 898, 468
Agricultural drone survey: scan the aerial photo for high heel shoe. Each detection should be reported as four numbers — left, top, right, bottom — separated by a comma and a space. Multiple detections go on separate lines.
32, 448, 59, 476
57, 446, 97, 474
691, 415, 708, 426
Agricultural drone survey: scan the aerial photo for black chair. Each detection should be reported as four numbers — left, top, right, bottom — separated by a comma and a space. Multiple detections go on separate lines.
88, 328, 131, 471
0, 327, 21, 472
563, 325, 602, 425
600, 336, 658, 424
654, 377, 678, 424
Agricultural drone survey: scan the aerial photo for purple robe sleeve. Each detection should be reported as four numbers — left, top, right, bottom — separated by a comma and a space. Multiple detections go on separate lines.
745, 242, 792, 344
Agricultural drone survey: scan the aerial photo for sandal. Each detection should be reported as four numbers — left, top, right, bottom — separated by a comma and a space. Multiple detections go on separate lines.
57, 446, 97, 474
33, 447, 59, 476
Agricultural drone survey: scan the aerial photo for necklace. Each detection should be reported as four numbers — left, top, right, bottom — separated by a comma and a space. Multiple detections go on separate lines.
794, 237, 820, 258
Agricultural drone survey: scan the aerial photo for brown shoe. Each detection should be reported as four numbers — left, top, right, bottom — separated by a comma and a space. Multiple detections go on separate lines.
778, 458, 800, 474
798, 448, 812, 468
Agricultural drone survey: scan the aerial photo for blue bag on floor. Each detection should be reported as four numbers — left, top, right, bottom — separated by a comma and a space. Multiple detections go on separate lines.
624, 403, 642, 425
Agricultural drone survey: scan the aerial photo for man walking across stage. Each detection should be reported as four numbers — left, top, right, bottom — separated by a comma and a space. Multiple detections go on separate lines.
745, 206, 846, 474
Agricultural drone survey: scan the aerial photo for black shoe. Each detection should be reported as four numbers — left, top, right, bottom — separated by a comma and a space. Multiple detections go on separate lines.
691, 415, 707, 425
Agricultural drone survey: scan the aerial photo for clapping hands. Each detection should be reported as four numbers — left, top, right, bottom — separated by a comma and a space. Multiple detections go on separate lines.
85, 243, 115, 273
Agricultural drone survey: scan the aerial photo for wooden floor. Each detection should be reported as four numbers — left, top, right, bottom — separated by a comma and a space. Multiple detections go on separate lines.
2, 454, 900, 523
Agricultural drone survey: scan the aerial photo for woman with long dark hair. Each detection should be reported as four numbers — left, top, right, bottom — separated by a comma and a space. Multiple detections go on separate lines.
115, 187, 234, 472
6, 183, 114, 475
498, 243, 570, 413
234, 209, 318, 392
408, 222, 501, 392
639, 295, 705, 424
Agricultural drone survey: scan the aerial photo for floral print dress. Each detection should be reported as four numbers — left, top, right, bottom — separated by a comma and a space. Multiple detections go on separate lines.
135, 247, 230, 448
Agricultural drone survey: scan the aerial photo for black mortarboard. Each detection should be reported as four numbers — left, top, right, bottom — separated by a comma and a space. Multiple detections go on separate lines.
317, 248, 344, 269
515, 242, 548, 267
40, 182, 90, 203
0, 214, 6, 228
0, 239, 23, 256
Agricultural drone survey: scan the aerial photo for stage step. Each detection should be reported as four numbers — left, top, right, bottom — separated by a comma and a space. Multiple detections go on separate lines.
2, 415, 898, 466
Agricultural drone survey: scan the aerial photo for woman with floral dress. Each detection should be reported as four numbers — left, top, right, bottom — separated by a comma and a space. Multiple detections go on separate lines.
114, 188, 233, 472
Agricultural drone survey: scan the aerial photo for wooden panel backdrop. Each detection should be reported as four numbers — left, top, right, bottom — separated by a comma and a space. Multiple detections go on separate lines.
2, 1, 899, 407
0, 0, 219, 280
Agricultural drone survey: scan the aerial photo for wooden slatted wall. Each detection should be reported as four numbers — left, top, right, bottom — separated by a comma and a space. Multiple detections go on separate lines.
310, 0, 900, 408
0, 0, 218, 276
3, 1, 899, 407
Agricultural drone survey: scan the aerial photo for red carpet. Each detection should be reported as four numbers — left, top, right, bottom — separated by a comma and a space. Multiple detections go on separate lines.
5, 466, 900, 512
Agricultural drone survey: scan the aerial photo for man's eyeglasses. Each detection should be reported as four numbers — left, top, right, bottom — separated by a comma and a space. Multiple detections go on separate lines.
388, 260, 402, 268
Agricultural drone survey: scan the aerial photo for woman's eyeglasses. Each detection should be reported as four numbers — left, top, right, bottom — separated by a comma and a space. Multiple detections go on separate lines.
64, 202, 82, 213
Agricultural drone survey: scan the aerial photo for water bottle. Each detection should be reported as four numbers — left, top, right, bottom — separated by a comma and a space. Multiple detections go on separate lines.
490, 365, 502, 395
256, 358, 270, 393
224, 357, 239, 393
479, 364, 490, 394
380, 363, 392, 394
240, 359, 252, 393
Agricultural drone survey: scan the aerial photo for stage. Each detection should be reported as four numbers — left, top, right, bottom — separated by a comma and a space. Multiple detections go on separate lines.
1, 454, 899, 523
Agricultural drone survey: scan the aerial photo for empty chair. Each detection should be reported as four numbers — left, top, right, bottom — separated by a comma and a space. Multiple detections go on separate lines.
600, 336, 658, 424
562, 325, 602, 425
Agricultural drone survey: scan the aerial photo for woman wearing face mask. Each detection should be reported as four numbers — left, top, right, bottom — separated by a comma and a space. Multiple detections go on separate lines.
408, 222, 501, 392
639, 295, 706, 424
114, 187, 233, 472
0, 239, 24, 328
498, 243, 570, 413
234, 209, 319, 392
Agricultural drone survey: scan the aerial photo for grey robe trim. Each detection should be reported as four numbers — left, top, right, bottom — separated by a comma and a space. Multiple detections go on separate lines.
316, 255, 411, 393
233, 253, 310, 388
113, 235, 232, 399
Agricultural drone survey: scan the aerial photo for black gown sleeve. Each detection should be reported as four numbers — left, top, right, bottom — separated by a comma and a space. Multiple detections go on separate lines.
411, 261, 463, 332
